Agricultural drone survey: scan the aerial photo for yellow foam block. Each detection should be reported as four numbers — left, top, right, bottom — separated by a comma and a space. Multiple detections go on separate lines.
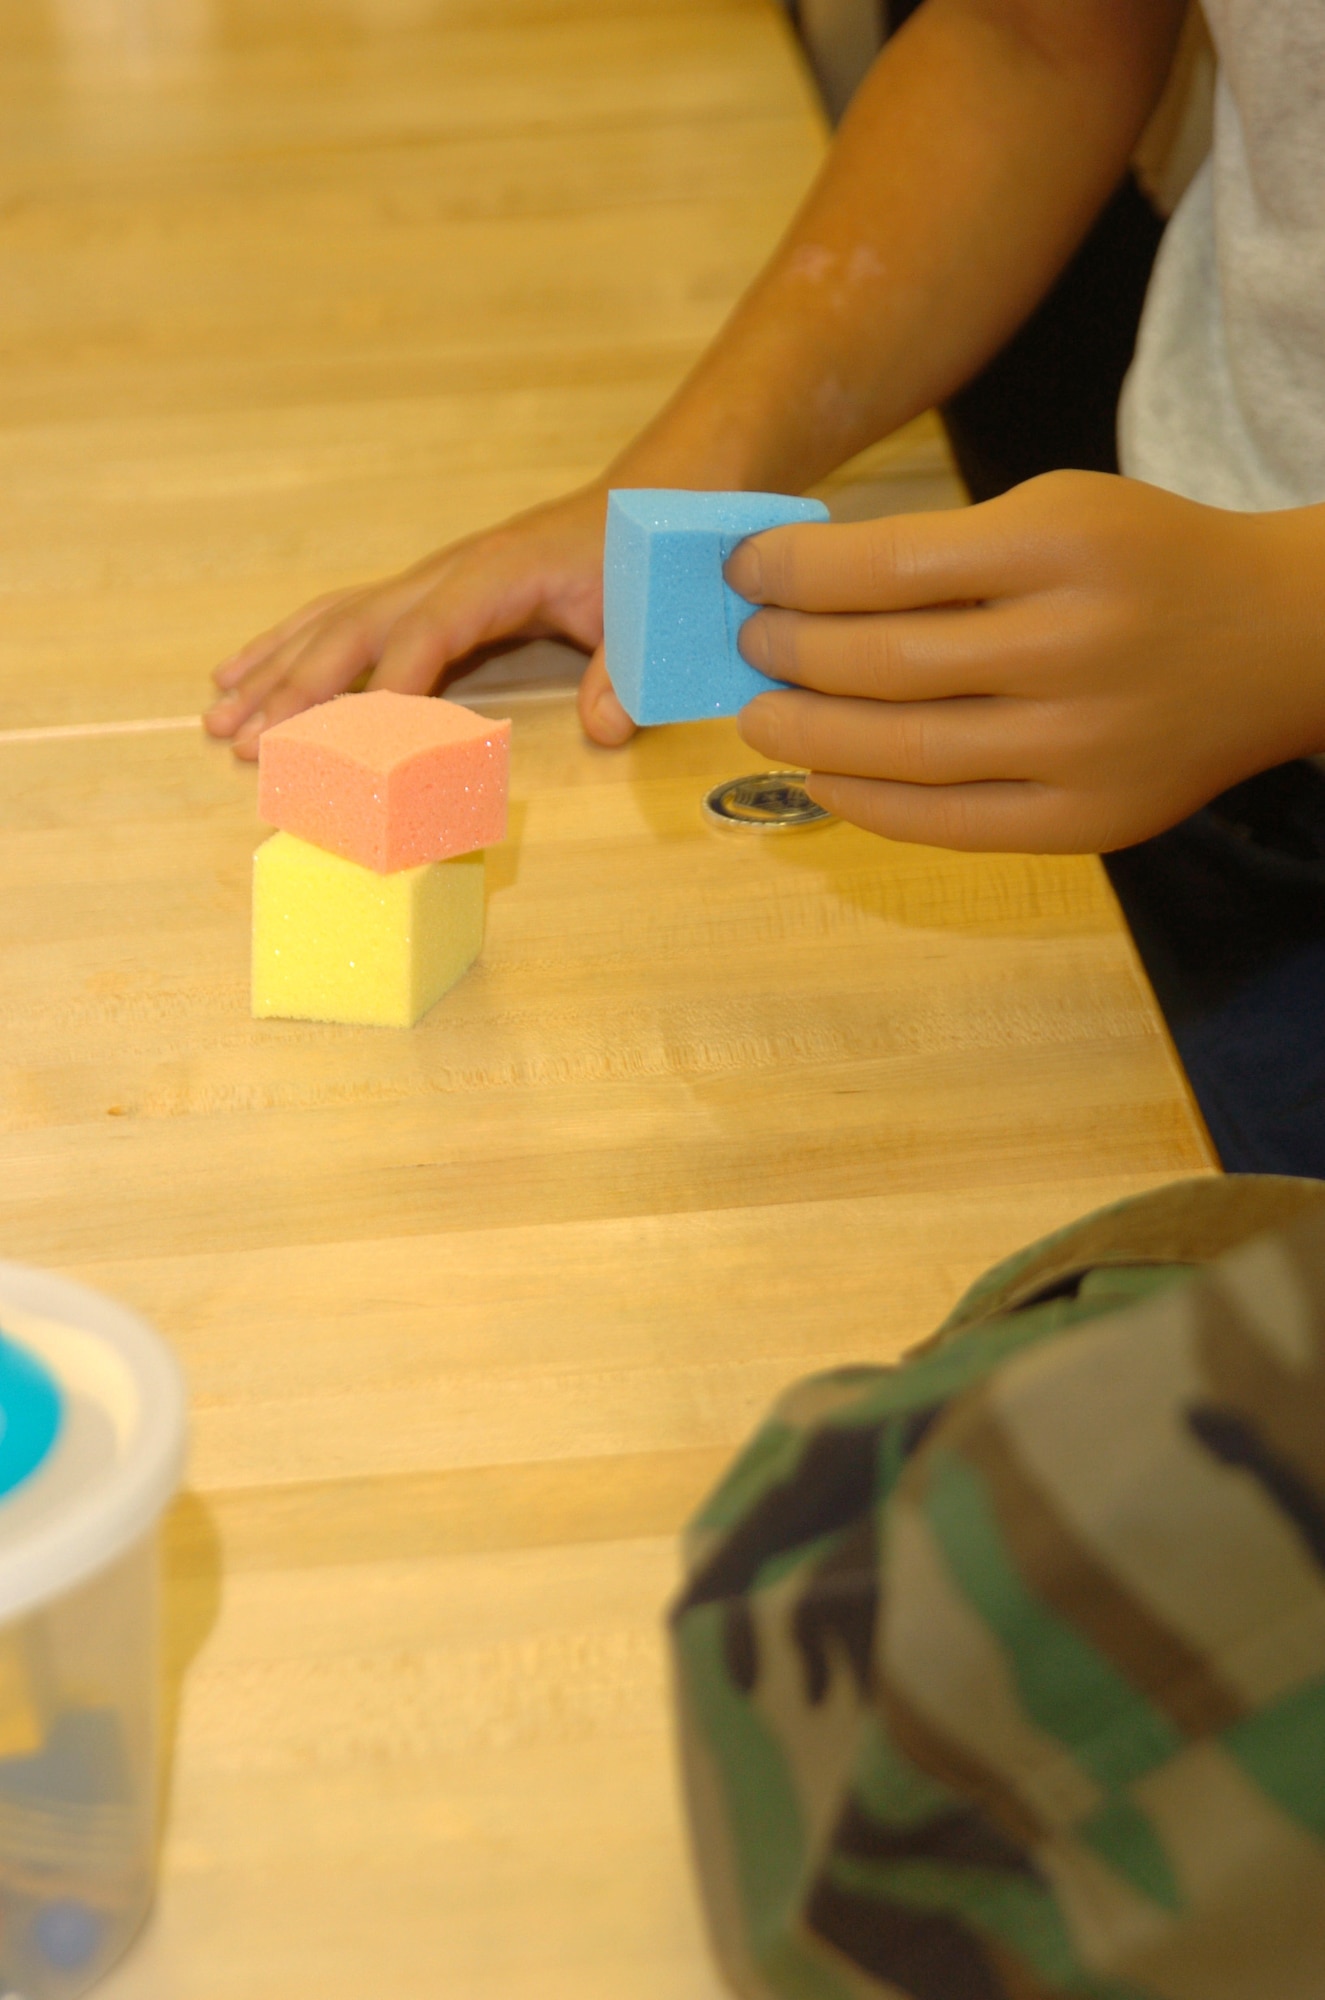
252, 831, 484, 1026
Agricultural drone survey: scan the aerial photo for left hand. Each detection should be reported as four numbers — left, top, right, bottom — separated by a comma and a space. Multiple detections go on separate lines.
728, 470, 1325, 853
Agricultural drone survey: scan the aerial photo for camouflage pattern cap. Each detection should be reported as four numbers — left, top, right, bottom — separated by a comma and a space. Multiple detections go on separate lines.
670, 1174, 1325, 2000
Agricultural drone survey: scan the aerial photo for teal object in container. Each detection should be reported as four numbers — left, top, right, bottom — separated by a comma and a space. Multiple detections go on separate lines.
0, 1331, 62, 1500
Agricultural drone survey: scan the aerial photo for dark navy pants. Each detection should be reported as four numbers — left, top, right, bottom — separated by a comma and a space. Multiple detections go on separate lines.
1104, 769, 1325, 1174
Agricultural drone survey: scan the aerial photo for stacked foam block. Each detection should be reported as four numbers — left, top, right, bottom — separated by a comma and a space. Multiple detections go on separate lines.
251, 690, 510, 1026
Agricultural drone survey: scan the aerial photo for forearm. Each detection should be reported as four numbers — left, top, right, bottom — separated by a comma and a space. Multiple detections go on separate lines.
611, 0, 1184, 495
1252, 503, 1325, 762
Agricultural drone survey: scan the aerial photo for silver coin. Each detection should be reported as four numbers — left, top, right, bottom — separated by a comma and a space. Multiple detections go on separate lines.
702, 771, 834, 832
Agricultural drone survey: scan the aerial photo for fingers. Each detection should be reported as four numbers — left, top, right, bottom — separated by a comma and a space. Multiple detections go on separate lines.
205, 650, 304, 752
206, 491, 612, 759
802, 772, 1090, 854
206, 574, 428, 748
210, 588, 422, 757
211, 587, 356, 692
366, 545, 550, 699
366, 601, 486, 700
230, 626, 386, 756
738, 686, 1040, 788
209, 547, 501, 752
578, 646, 636, 746
740, 600, 1036, 701
725, 474, 1099, 614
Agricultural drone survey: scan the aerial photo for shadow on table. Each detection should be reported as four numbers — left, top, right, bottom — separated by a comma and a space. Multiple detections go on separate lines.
756, 826, 1118, 939
621, 744, 1115, 941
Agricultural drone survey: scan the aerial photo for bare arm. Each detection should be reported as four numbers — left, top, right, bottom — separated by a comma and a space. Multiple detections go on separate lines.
208, 0, 1186, 755
610, 0, 1185, 494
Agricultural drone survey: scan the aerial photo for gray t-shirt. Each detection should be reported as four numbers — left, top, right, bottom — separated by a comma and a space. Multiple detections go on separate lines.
1119, 0, 1325, 511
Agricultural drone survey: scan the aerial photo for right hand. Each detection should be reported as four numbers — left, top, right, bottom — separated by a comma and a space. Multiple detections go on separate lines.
204, 483, 636, 759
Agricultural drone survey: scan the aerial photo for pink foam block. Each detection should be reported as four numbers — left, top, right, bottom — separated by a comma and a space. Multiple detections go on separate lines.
257, 690, 510, 872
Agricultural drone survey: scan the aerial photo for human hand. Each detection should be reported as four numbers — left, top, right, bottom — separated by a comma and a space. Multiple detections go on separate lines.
729, 471, 1325, 853
205, 484, 637, 759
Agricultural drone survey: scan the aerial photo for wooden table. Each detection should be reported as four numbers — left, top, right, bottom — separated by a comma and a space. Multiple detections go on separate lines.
0, 4, 1212, 1996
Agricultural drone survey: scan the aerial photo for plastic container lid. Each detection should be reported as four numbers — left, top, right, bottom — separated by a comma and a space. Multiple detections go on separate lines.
0, 1263, 187, 1626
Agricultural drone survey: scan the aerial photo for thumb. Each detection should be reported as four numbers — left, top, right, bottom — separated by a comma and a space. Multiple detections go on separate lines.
578, 646, 637, 746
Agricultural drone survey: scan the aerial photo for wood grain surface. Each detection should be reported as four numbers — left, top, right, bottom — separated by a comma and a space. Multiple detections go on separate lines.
0, 0, 828, 728
0, 4, 1212, 1995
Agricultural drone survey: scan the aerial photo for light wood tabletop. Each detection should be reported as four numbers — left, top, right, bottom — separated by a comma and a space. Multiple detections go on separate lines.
0, 4, 1213, 1997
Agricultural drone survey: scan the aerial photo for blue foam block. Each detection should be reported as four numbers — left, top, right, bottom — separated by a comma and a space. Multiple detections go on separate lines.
603, 489, 830, 725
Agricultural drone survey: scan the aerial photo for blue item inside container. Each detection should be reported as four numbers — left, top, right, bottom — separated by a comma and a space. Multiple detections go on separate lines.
34, 1901, 106, 1973
0, 1330, 62, 1502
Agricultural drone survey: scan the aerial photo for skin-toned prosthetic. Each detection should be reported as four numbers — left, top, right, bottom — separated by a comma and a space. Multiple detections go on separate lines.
729, 477, 1325, 852
203, 0, 1325, 860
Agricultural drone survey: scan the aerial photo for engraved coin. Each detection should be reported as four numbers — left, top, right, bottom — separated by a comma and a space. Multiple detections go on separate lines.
702, 771, 835, 832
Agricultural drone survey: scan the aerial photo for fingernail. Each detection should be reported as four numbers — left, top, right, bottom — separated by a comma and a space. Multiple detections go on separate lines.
739, 613, 767, 668
726, 539, 761, 598
591, 689, 633, 745
736, 693, 773, 744
204, 694, 239, 736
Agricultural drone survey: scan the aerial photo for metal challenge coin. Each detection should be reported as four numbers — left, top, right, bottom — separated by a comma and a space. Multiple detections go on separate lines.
702, 771, 835, 832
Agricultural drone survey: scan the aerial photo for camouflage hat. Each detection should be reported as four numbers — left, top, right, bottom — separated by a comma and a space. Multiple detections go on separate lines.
670, 1175, 1325, 2000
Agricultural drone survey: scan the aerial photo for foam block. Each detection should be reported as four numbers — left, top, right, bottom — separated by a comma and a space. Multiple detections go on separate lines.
258, 690, 510, 873
252, 832, 484, 1026
603, 489, 830, 726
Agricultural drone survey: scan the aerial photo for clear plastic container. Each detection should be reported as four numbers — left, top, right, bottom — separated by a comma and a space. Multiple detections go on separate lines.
0, 1263, 187, 1999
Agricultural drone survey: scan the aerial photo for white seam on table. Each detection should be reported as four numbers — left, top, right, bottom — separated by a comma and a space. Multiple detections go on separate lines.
0, 714, 200, 745
0, 682, 575, 746
456, 684, 576, 707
